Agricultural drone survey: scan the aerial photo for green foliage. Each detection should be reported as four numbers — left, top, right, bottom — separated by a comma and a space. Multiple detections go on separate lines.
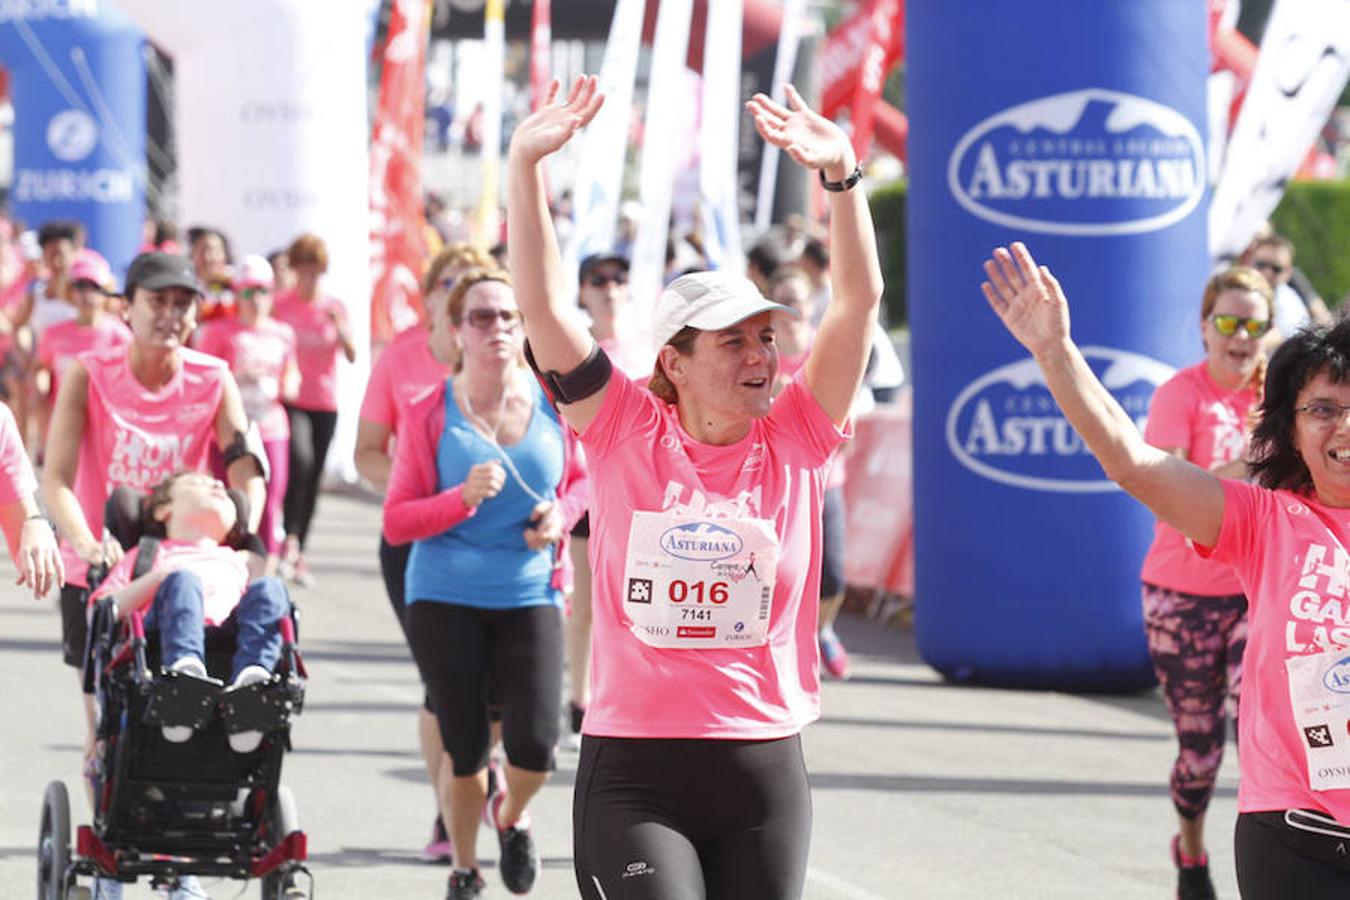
869, 179, 907, 327
1270, 180, 1350, 307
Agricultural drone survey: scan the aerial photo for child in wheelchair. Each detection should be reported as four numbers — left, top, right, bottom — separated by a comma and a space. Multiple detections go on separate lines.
65, 469, 309, 900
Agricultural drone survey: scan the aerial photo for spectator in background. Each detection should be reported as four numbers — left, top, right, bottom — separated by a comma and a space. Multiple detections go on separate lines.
746, 239, 784, 296
139, 217, 180, 255
13, 219, 84, 338
1243, 234, 1312, 347
188, 226, 235, 323
267, 248, 296, 295
272, 233, 356, 588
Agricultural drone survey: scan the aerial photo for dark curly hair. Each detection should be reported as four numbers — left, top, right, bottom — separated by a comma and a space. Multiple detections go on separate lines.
1249, 319, 1350, 491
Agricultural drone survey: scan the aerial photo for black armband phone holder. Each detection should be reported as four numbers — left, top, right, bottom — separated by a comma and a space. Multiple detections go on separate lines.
524, 339, 613, 405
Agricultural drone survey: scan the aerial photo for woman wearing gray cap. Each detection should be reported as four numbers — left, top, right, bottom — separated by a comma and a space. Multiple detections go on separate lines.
507, 76, 883, 899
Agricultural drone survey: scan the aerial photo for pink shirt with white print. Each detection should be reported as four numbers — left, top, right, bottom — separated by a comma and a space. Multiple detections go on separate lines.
90, 540, 249, 626
196, 318, 296, 442
1197, 480, 1350, 823
272, 290, 348, 412
63, 346, 227, 587
1141, 363, 1259, 595
359, 324, 448, 437
579, 370, 849, 740
36, 317, 132, 412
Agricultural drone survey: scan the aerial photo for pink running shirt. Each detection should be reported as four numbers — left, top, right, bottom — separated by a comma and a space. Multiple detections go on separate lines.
63, 346, 228, 587
196, 318, 297, 442
36, 317, 132, 411
271, 290, 348, 412
360, 325, 448, 437
1141, 363, 1259, 595
1197, 480, 1350, 823
579, 371, 849, 740
90, 540, 249, 626
0, 401, 35, 504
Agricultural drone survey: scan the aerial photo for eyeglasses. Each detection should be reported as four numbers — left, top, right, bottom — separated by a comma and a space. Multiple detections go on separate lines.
463, 308, 520, 329
1295, 401, 1350, 424
1252, 260, 1289, 277
586, 272, 628, 288
1208, 314, 1271, 339
238, 287, 269, 301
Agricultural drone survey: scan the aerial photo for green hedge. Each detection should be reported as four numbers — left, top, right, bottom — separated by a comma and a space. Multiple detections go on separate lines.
869, 178, 1350, 328
1269, 180, 1350, 307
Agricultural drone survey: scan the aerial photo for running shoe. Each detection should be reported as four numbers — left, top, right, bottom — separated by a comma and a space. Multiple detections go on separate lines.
487, 792, 539, 894
1172, 835, 1216, 900
290, 557, 316, 589
819, 628, 852, 680
424, 814, 454, 863
162, 657, 211, 742
445, 868, 485, 899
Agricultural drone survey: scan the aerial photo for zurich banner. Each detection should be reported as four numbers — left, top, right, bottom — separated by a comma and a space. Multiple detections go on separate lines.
907, 1, 1209, 690
0, 1, 146, 276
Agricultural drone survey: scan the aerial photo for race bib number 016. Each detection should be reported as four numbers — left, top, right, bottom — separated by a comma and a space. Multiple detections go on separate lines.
622, 510, 778, 650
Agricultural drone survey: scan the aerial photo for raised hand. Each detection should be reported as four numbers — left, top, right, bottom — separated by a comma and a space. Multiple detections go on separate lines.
980, 243, 1071, 357
747, 84, 853, 176
508, 75, 604, 164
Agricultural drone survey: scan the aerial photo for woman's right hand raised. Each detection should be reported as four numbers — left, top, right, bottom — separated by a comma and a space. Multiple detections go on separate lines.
980, 242, 1072, 358
462, 460, 506, 508
507, 75, 604, 165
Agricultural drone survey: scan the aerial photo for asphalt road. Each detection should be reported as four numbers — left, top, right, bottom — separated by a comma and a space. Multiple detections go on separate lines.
1, 492, 1237, 898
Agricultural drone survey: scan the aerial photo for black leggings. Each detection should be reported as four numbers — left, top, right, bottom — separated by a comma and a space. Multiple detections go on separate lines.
282, 405, 338, 549
378, 537, 434, 713
574, 734, 812, 899
1236, 812, 1350, 897
406, 600, 562, 776
819, 487, 845, 599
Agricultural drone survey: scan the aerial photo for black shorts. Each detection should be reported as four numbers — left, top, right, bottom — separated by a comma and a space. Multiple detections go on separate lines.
377, 537, 434, 713
574, 734, 811, 898
1236, 811, 1350, 897
60, 584, 91, 668
570, 512, 590, 540
820, 487, 845, 599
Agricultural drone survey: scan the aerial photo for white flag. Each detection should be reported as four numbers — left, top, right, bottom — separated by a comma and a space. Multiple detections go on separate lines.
1208, 0, 1350, 259
700, 0, 744, 273
476, 0, 506, 247
564, 0, 644, 268
628, 0, 695, 339
754, 0, 808, 232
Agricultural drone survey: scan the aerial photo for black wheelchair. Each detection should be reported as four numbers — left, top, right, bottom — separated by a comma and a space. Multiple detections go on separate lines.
37, 486, 311, 899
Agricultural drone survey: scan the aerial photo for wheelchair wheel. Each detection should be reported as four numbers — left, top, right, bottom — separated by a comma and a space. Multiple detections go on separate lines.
260, 785, 304, 899
37, 780, 71, 900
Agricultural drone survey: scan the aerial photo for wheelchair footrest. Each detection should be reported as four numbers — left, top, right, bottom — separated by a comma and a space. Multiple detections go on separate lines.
220, 678, 300, 735
142, 670, 224, 731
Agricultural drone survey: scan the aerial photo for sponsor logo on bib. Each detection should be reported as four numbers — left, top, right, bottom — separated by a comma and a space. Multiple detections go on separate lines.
948, 88, 1205, 236
1306, 724, 1335, 748
1323, 655, 1350, 694
659, 521, 744, 561
946, 346, 1173, 493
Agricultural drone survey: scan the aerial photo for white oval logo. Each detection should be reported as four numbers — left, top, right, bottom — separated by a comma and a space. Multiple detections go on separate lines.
46, 109, 99, 163
1323, 656, 1350, 694
947, 89, 1205, 236
945, 346, 1174, 493
659, 522, 744, 562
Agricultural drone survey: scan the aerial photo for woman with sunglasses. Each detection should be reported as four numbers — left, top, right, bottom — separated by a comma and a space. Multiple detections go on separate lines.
271, 232, 356, 587
508, 76, 883, 899
355, 242, 492, 863
196, 255, 298, 574
383, 267, 586, 899
984, 242, 1350, 897
1138, 266, 1272, 899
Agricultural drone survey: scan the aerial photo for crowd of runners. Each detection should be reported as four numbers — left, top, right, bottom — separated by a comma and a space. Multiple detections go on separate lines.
1, 70, 1349, 900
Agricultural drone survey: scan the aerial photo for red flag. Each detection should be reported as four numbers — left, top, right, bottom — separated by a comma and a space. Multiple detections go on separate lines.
369, 0, 430, 346
848, 0, 903, 160
819, 5, 873, 121
530, 0, 552, 111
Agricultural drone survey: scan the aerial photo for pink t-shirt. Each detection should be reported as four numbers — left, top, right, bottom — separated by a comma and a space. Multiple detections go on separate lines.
197, 318, 297, 441
1141, 363, 1259, 595
36, 317, 132, 411
598, 335, 651, 380
63, 346, 228, 587
359, 325, 448, 437
0, 402, 35, 504
272, 290, 348, 412
1198, 480, 1350, 823
90, 540, 249, 626
579, 371, 849, 740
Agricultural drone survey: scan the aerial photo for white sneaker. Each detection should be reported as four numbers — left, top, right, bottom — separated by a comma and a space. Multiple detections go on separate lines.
226, 665, 272, 753
162, 657, 210, 743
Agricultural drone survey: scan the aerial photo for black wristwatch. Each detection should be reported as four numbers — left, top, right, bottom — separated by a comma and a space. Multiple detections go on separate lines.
819, 164, 864, 193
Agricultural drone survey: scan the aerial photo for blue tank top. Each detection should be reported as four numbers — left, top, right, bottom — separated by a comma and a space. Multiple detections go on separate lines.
405, 377, 565, 609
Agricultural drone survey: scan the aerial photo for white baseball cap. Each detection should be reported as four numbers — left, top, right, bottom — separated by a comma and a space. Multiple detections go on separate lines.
650, 270, 798, 352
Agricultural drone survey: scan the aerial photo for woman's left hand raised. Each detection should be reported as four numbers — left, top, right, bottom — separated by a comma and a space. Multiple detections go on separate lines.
508, 75, 604, 165
523, 501, 563, 550
747, 84, 854, 177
